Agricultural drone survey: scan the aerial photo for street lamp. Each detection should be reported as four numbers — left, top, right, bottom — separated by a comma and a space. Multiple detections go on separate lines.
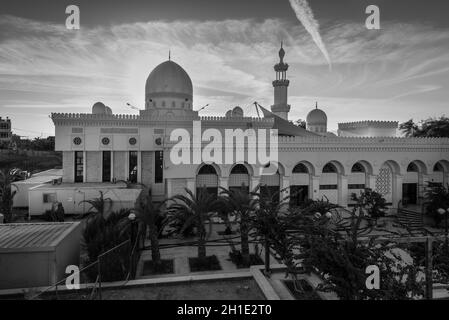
128, 210, 137, 248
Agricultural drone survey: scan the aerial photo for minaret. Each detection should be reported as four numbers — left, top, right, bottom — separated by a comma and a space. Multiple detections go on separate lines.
271, 43, 291, 120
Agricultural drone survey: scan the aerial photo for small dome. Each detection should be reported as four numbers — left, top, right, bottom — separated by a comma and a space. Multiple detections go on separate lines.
145, 60, 193, 106
105, 106, 112, 115
232, 106, 244, 117
225, 110, 232, 117
92, 102, 106, 114
306, 108, 327, 125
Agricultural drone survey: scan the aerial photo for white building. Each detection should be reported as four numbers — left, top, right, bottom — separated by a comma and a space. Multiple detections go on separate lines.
27, 46, 449, 215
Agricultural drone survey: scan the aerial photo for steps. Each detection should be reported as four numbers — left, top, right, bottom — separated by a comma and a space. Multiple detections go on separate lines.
397, 208, 424, 230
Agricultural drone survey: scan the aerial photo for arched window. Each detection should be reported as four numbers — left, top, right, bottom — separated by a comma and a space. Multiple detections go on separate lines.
351, 163, 365, 173
407, 163, 418, 172
198, 165, 217, 175
161, 101, 166, 107
230, 164, 248, 174
197, 164, 218, 197
172, 101, 176, 108
293, 163, 309, 174
323, 163, 337, 173
434, 162, 444, 172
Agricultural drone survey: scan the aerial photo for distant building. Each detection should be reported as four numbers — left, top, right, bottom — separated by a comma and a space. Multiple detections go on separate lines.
0, 117, 12, 143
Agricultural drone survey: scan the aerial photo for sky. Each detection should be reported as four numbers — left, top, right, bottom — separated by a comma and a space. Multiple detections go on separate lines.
1, 0, 449, 137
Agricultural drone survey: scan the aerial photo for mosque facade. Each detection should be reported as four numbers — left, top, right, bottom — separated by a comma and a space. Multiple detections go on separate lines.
28, 46, 449, 215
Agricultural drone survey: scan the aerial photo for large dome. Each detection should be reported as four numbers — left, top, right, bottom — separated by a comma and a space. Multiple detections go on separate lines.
306, 108, 327, 125
145, 60, 193, 103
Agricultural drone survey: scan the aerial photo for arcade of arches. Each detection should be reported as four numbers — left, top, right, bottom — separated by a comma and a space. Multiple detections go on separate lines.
192, 160, 449, 208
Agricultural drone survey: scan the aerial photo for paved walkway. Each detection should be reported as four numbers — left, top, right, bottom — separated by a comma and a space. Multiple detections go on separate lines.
136, 223, 276, 278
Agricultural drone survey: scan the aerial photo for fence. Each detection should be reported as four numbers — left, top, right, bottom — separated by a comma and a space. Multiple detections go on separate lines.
28, 226, 142, 300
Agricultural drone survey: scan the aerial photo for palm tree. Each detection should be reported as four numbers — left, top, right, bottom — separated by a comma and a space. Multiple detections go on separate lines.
167, 188, 220, 260
0, 168, 18, 223
79, 191, 113, 219
134, 188, 166, 267
251, 186, 289, 274
219, 186, 257, 267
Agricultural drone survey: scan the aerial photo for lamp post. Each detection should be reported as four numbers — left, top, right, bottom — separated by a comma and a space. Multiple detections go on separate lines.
128, 210, 137, 247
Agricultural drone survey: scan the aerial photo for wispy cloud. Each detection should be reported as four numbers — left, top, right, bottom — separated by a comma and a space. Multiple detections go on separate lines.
0, 15, 449, 136
288, 0, 332, 70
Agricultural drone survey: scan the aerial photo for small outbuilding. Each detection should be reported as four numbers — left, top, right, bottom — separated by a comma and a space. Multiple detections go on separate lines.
0, 222, 81, 290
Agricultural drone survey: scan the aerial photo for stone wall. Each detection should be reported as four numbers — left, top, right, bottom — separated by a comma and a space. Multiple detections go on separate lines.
62, 151, 74, 183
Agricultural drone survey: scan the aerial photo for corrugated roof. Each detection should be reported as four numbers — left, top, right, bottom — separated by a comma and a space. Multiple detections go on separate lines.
0, 222, 79, 251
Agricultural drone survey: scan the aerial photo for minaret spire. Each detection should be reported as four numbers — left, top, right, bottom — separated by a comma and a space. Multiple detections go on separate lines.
271, 43, 291, 120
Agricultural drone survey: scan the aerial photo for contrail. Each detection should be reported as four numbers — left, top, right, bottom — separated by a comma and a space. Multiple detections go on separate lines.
288, 0, 332, 70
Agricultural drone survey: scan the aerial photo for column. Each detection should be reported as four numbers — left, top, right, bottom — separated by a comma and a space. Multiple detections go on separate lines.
339, 175, 349, 208
420, 174, 430, 204
393, 175, 404, 208
187, 178, 196, 195
282, 177, 290, 201
367, 174, 377, 190
444, 173, 449, 187
219, 177, 229, 192
311, 176, 320, 201
250, 176, 261, 191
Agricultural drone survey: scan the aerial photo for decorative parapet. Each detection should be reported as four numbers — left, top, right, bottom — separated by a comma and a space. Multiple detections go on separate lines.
338, 121, 399, 130
200, 116, 274, 124
51, 113, 275, 127
277, 135, 449, 152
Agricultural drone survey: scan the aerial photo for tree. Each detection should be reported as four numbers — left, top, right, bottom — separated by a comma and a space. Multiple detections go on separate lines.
251, 187, 289, 274
167, 188, 221, 260
134, 188, 166, 268
400, 116, 449, 138
285, 202, 424, 299
425, 183, 449, 227
219, 186, 257, 267
0, 168, 18, 223
83, 209, 133, 282
294, 119, 307, 129
351, 189, 387, 225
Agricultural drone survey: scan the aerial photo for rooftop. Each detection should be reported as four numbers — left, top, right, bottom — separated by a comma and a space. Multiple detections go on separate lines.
0, 222, 80, 252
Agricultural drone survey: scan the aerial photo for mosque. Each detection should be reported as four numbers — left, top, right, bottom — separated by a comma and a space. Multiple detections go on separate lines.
27, 45, 449, 216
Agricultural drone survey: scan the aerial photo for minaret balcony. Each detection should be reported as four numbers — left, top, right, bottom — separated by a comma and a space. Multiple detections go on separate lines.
272, 79, 290, 87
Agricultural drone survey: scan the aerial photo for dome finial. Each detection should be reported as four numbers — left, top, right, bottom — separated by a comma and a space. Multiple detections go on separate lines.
279, 42, 285, 63
169, 50, 171, 61
316, 101, 318, 109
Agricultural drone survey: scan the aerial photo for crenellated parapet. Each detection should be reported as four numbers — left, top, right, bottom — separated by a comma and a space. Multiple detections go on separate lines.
277, 135, 449, 152
338, 121, 399, 130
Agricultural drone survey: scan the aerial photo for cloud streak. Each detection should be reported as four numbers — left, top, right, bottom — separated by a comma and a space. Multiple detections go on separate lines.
288, 0, 332, 70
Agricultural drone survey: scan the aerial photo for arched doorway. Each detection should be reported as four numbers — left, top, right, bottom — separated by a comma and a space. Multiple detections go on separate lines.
290, 162, 313, 206
431, 161, 449, 186
348, 161, 373, 206
229, 164, 250, 193
196, 164, 219, 197
319, 162, 343, 205
403, 160, 427, 205
260, 163, 281, 202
